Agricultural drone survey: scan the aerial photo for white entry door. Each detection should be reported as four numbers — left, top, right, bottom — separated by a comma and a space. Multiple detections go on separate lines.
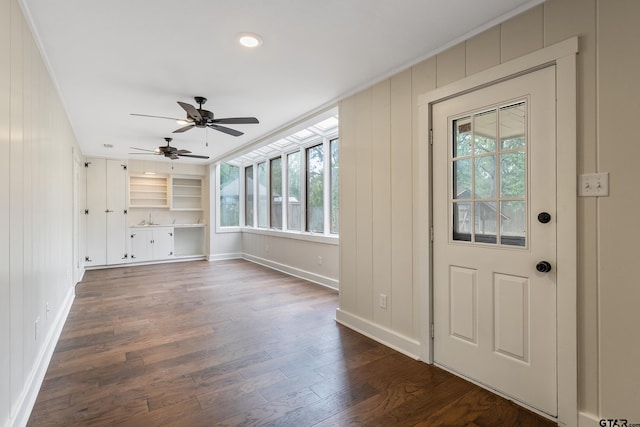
432, 65, 557, 416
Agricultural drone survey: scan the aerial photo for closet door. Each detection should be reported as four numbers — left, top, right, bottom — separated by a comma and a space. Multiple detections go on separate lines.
106, 159, 128, 265
85, 159, 106, 266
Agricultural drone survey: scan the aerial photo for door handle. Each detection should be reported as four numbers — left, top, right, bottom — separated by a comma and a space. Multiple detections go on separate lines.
537, 212, 551, 223
536, 261, 552, 273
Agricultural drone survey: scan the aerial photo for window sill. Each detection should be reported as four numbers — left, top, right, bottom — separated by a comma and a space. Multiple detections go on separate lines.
242, 227, 339, 245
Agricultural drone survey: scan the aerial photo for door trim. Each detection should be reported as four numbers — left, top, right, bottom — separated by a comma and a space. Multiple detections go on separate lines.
416, 37, 578, 426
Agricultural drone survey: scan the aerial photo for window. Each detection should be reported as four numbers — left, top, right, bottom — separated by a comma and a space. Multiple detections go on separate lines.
306, 144, 324, 233
219, 163, 239, 227
270, 157, 282, 229
287, 151, 301, 231
244, 165, 254, 226
257, 161, 268, 228
330, 138, 339, 234
220, 110, 339, 236
452, 101, 527, 247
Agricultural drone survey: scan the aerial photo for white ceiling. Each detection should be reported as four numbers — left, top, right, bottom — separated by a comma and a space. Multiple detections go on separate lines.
20, 0, 542, 164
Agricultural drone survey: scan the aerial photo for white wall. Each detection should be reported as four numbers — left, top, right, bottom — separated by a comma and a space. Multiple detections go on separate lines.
338, 0, 639, 422
1, 0, 81, 425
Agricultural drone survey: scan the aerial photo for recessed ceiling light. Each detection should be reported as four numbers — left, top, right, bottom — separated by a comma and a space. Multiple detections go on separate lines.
238, 33, 263, 48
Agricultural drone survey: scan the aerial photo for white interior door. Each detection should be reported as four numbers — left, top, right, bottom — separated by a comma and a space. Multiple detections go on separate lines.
432, 65, 557, 416
106, 159, 127, 265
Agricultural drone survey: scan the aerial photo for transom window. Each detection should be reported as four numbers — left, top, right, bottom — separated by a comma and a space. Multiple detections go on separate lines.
451, 100, 527, 247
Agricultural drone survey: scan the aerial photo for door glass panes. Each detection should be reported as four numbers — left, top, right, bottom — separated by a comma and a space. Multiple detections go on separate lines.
306, 144, 324, 233
270, 157, 282, 229
451, 101, 527, 247
219, 163, 239, 227
244, 166, 254, 226
257, 162, 267, 228
453, 202, 472, 241
500, 152, 525, 198
454, 116, 472, 157
287, 151, 301, 231
474, 155, 496, 199
453, 159, 471, 199
474, 201, 497, 243
500, 201, 526, 245
474, 110, 496, 154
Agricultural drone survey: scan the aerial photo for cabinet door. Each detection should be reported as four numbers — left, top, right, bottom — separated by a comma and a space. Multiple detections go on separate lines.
153, 228, 174, 260
130, 229, 153, 262
106, 160, 128, 264
85, 159, 107, 266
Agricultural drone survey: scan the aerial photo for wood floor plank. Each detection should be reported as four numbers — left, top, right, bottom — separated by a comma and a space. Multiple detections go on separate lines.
27, 260, 556, 426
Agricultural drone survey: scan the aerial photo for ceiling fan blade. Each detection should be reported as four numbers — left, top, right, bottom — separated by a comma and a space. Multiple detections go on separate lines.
208, 124, 243, 137
170, 154, 180, 160
130, 147, 159, 153
130, 113, 181, 121
176, 149, 192, 154
173, 124, 195, 133
177, 101, 202, 121
212, 117, 259, 125
178, 153, 210, 159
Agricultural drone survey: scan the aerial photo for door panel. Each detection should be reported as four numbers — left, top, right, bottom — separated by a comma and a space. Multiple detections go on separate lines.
433, 66, 557, 416
106, 159, 127, 265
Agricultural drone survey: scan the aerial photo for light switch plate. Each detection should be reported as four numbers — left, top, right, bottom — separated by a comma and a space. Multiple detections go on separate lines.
578, 173, 609, 197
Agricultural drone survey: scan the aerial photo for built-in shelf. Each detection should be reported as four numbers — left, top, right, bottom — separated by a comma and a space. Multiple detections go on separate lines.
129, 175, 169, 208
171, 177, 203, 211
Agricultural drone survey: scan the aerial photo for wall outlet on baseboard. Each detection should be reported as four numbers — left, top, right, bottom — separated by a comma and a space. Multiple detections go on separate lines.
317, 256, 322, 265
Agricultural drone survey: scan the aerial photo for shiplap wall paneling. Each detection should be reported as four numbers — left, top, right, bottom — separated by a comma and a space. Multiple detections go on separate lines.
10, 0, 25, 412
390, 69, 414, 338
500, 5, 544, 62
371, 79, 392, 327
411, 57, 436, 338
355, 90, 374, 319
1, 0, 11, 421
1, 1, 80, 425
598, 0, 640, 417
465, 27, 501, 76
338, 96, 357, 311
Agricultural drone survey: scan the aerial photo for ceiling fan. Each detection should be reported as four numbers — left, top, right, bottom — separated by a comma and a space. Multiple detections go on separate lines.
131, 96, 259, 136
130, 137, 209, 160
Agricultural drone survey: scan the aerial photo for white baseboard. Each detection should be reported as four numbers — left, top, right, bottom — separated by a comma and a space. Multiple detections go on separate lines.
208, 252, 242, 261
10, 286, 75, 427
243, 254, 338, 290
335, 308, 421, 359
578, 412, 601, 427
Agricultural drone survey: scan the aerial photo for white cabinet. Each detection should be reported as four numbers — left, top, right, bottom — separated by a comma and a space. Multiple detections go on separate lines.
173, 226, 205, 257
171, 176, 203, 210
130, 227, 174, 262
85, 158, 128, 266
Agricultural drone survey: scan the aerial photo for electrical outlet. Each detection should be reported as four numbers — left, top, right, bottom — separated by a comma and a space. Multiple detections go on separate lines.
379, 294, 388, 309
265, 244, 270, 253
35, 317, 39, 341
46, 302, 51, 320
317, 256, 323, 265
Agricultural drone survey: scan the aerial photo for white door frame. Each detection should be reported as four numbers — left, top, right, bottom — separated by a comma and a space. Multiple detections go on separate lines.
416, 37, 578, 426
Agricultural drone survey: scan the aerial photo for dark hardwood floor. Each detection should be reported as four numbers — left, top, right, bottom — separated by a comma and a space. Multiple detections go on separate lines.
28, 259, 555, 426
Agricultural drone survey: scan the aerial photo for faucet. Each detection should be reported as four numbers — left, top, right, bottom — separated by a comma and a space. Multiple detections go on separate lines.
148, 213, 152, 225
